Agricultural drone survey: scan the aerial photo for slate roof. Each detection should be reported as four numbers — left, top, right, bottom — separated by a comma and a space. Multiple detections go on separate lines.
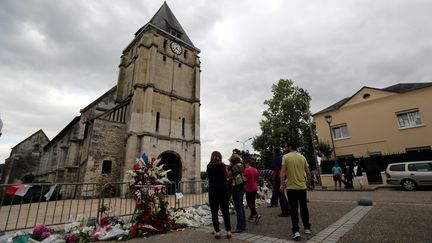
382, 82, 432, 93
313, 82, 432, 116
134, 2, 196, 49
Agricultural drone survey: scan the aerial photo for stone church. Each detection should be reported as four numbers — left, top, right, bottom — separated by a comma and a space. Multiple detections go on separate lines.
2, 2, 201, 185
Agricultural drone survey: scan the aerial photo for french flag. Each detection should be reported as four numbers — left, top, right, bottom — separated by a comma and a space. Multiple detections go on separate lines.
5, 184, 32, 196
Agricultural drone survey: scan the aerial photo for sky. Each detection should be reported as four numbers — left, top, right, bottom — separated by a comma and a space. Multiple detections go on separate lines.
1, 0, 432, 170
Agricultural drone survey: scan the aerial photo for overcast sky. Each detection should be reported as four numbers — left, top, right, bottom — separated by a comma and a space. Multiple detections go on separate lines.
1, 0, 431, 170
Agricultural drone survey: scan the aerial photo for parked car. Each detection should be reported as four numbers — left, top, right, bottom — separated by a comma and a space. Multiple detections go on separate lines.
385, 161, 432, 190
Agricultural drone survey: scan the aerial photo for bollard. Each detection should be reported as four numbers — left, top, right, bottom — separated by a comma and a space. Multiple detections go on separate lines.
358, 196, 373, 206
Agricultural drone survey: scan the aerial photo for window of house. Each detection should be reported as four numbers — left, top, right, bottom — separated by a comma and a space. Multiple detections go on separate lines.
406, 146, 431, 153
182, 118, 185, 137
102, 160, 112, 174
163, 56, 166, 62
184, 50, 187, 59
396, 109, 423, 128
178, 63, 182, 68
156, 112, 160, 132
363, 93, 370, 99
332, 124, 350, 140
163, 39, 167, 49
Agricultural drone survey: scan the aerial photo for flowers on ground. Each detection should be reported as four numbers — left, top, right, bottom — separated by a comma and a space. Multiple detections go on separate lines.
30, 224, 53, 241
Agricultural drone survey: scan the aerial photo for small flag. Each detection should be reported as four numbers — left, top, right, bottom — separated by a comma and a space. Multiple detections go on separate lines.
141, 153, 149, 165
175, 192, 184, 199
44, 184, 57, 201
5, 184, 32, 196
24, 185, 41, 197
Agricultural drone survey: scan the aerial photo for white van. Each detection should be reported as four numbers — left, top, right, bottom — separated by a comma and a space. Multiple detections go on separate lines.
385, 161, 432, 190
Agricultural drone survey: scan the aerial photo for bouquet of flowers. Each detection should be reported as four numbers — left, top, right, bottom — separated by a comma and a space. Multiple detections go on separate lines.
30, 224, 53, 242
123, 153, 177, 239
64, 217, 94, 243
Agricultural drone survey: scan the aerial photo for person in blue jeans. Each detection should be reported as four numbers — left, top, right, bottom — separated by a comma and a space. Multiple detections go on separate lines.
332, 162, 343, 190
271, 147, 290, 216
229, 154, 246, 233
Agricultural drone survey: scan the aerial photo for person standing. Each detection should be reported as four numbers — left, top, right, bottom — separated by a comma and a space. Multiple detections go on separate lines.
353, 160, 364, 190
343, 162, 353, 189
244, 160, 261, 224
332, 162, 343, 190
271, 147, 290, 217
280, 142, 312, 241
206, 151, 232, 239
229, 154, 247, 233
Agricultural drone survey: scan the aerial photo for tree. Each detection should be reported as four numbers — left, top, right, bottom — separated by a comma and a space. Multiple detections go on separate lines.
252, 79, 317, 169
317, 140, 332, 159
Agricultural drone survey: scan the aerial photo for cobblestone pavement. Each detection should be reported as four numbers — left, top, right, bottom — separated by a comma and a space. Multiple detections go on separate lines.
113, 187, 432, 243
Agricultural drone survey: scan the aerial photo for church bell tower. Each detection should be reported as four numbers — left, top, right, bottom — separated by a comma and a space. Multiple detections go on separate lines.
116, 2, 201, 182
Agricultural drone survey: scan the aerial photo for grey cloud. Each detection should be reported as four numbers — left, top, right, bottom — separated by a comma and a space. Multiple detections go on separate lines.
1, 0, 432, 166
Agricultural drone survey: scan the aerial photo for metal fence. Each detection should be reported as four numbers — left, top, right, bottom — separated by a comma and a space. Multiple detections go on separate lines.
0, 183, 100, 232
0, 180, 208, 232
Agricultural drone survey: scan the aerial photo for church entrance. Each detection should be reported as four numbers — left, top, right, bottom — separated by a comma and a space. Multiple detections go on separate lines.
158, 151, 182, 194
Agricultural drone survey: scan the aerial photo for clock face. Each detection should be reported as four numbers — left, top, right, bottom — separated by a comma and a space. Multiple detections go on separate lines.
170, 42, 182, 55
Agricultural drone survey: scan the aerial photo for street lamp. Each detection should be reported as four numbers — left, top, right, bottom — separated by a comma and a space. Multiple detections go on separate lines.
325, 115, 337, 162
236, 137, 252, 151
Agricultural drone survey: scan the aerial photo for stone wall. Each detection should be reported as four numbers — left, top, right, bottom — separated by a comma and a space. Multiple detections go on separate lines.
81, 118, 126, 184
1, 130, 49, 184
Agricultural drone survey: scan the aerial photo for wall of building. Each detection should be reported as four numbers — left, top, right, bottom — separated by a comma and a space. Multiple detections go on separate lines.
2, 131, 48, 184
81, 118, 126, 184
315, 86, 432, 158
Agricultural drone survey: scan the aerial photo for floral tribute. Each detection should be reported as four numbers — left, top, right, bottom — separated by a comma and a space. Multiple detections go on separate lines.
124, 153, 177, 239
63, 218, 95, 243
30, 224, 53, 242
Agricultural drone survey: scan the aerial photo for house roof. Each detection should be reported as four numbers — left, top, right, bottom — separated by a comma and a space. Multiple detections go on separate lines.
313, 82, 432, 116
132, 2, 199, 52
12, 129, 49, 149
382, 82, 432, 93
43, 116, 81, 151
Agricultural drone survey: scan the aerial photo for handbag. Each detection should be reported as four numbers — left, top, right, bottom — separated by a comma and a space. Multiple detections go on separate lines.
234, 173, 248, 186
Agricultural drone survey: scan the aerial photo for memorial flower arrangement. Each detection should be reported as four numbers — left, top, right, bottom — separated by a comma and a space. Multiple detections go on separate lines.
122, 153, 177, 239
63, 217, 95, 243
30, 224, 53, 242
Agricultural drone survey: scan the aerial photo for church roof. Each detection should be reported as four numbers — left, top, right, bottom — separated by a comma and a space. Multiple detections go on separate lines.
134, 2, 198, 51
313, 82, 432, 116
43, 116, 80, 151
12, 129, 49, 150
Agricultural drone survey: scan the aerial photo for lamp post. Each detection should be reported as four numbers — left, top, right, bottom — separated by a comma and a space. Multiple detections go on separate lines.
325, 115, 337, 162
236, 137, 252, 151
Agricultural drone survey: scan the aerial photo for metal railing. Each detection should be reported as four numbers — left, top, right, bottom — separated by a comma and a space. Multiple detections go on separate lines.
0, 183, 100, 232
0, 180, 209, 232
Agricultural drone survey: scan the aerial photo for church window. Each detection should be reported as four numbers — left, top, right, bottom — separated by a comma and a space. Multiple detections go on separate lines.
170, 28, 182, 38
163, 39, 167, 49
182, 118, 185, 137
83, 123, 89, 139
102, 160, 112, 174
178, 63, 182, 68
156, 112, 160, 132
163, 56, 166, 62
184, 50, 187, 59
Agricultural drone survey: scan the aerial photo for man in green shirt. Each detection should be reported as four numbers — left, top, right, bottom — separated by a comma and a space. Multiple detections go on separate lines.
280, 142, 311, 241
